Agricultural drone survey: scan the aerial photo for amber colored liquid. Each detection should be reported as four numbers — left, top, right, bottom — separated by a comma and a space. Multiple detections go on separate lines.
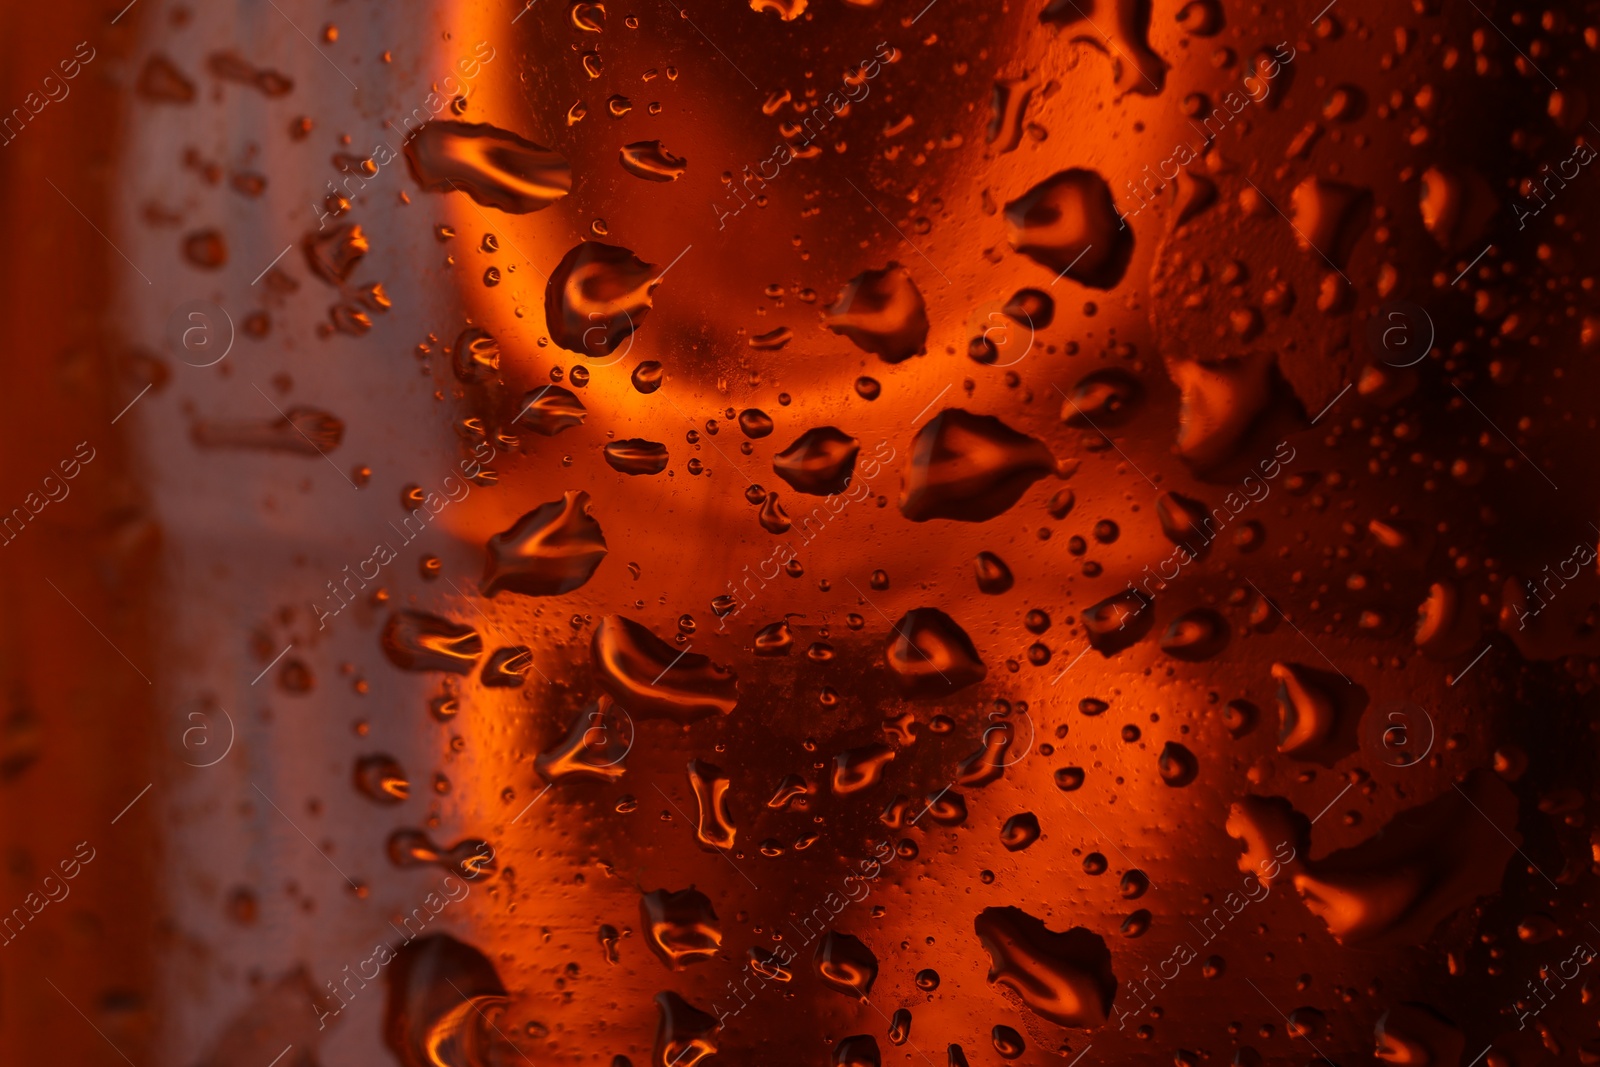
4, 2, 1600, 1067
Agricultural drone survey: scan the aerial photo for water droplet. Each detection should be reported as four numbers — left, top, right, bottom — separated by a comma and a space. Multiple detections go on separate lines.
1159, 608, 1229, 661
620, 140, 688, 181
1418, 166, 1497, 251
387, 830, 495, 879
306, 222, 369, 285
452, 327, 501, 383
773, 427, 859, 495
591, 615, 738, 720
1176, 0, 1224, 34
975, 551, 1015, 594
974, 906, 1118, 1028
404, 121, 572, 214
814, 930, 878, 997
535, 699, 631, 782
182, 230, 227, 269
834, 1036, 880, 1067
1374, 1004, 1465, 1067
545, 241, 659, 356
1158, 741, 1199, 786
758, 492, 792, 533
885, 609, 987, 698
381, 611, 483, 673
569, 1, 607, 31
652, 992, 718, 1067
354, 754, 409, 804
686, 759, 737, 849
1062, 368, 1142, 427
1005, 169, 1133, 288
138, 54, 197, 102
515, 385, 587, 435
1271, 661, 1358, 764
481, 646, 533, 688
748, 327, 793, 350
956, 721, 1014, 787
900, 409, 1056, 522
754, 619, 794, 655
824, 262, 930, 364
1081, 588, 1154, 655
633, 361, 664, 393
641, 887, 721, 968
207, 51, 294, 96
750, 0, 807, 20
1000, 812, 1040, 851
832, 743, 897, 794
384, 935, 511, 1067
991, 1025, 1025, 1059
605, 439, 670, 475
738, 409, 775, 439
1003, 288, 1055, 329
483, 490, 607, 596
1289, 177, 1370, 269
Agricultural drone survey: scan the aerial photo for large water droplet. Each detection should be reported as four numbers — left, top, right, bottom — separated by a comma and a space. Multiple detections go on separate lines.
885, 608, 987, 697
1159, 608, 1228, 660
384, 935, 510, 1067
687, 759, 737, 849
824, 262, 930, 363
652, 992, 719, 1067
835, 1036, 881, 1067
974, 906, 1118, 1028
604, 439, 669, 475
451, 327, 500, 383
900, 409, 1056, 523
591, 615, 738, 720
404, 121, 572, 214
483, 490, 607, 597
773, 427, 859, 495
1039, 0, 1166, 95
1271, 661, 1363, 766
1005, 169, 1133, 288
381, 612, 484, 673
1289, 177, 1370, 269
814, 930, 879, 998
641, 886, 722, 968
306, 223, 368, 285
1061, 368, 1143, 427
545, 241, 659, 356
515, 385, 587, 436
832, 743, 897, 794
535, 698, 631, 783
